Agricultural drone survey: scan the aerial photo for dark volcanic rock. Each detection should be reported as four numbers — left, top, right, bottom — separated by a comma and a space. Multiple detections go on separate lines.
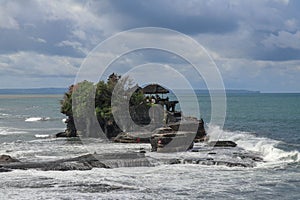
92, 152, 152, 168
0, 167, 12, 172
184, 159, 254, 167
55, 132, 68, 137
114, 132, 151, 143
168, 118, 206, 141
0, 153, 151, 172
208, 141, 237, 147
0, 154, 20, 163
0, 148, 263, 172
150, 127, 195, 152
44, 161, 93, 171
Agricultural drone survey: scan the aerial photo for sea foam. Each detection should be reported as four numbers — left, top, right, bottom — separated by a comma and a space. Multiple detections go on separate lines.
34, 134, 50, 138
0, 127, 27, 135
207, 125, 300, 166
25, 117, 51, 122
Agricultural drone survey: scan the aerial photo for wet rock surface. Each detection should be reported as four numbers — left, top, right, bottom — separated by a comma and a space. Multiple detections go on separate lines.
208, 141, 237, 147
147, 143, 264, 168
0, 154, 20, 164
0, 144, 264, 173
0, 167, 12, 172
114, 131, 151, 143
0, 153, 151, 172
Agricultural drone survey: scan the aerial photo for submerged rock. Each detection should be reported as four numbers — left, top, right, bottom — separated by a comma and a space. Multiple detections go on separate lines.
0, 167, 12, 173
0, 154, 20, 164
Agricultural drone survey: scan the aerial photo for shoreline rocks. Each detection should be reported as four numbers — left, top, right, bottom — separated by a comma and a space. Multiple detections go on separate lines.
0, 146, 264, 173
0, 154, 20, 164
0, 153, 151, 172
208, 141, 237, 147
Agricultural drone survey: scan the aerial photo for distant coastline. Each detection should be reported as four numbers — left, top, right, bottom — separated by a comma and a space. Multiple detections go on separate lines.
171, 89, 261, 94
195, 89, 261, 94
0, 88, 67, 95
0, 88, 261, 95
0, 88, 264, 95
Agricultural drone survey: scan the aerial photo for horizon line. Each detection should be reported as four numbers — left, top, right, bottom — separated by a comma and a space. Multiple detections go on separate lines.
0, 87, 299, 94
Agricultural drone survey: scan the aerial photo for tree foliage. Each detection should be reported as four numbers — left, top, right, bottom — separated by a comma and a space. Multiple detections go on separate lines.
60, 73, 146, 138
60, 85, 74, 117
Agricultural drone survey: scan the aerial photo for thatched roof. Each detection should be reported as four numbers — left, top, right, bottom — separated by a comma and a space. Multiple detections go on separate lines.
142, 84, 169, 94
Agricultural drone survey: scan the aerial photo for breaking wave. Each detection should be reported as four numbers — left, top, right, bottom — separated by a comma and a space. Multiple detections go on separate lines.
25, 117, 51, 122
207, 125, 300, 167
0, 127, 10, 135
0, 127, 28, 135
0, 112, 10, 119
34, 134, 51, 138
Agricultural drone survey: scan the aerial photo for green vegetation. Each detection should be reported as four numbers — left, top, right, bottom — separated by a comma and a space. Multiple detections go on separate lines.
60, 73, 146, 138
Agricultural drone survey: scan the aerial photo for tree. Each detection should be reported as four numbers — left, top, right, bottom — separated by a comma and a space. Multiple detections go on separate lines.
60, 73, 147, 138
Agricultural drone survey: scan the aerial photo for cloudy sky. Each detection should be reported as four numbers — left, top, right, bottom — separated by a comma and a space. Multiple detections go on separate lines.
0, 0, 300, 92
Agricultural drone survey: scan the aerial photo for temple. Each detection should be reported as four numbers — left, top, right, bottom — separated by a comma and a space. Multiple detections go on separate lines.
114, 83, 208, 152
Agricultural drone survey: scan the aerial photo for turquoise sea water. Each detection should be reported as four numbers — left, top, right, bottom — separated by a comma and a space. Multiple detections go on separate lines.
226, 94, 300, 152
172, 93, 300, 152
0, 93, 299, 199
0, 95, 66, 143
206, 93, 300, 152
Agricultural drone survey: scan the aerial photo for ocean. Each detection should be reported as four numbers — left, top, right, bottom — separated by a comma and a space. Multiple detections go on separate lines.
0, 92, 299, 199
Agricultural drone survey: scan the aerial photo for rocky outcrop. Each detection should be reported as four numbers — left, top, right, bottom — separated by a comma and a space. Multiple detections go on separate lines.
208, 141, 237, 147
168, 118, 206, 140
150, 127, 194, 152
149, 119, 207, 152
56, 116, 77, 137
0, 155, 20, 173
114, 118, 207, 146
0, 147, 264, 172
168, 158, 257, 168
113, 132, 151, 143
0, 167, 12, 172
0, 154, 20, 163
55, 132, 69, 137
0, 153, 151, 172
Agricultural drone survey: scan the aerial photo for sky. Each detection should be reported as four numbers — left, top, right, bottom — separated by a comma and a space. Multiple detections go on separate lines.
0, 0, 300, 92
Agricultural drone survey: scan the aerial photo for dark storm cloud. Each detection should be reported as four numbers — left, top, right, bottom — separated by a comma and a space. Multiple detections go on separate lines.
0, 0, 300, 91
252, 46, 300, 61
0, 19, 85, 57
105, 0, 300, 62
239, 30, 300, 61
108, 0, 239, 34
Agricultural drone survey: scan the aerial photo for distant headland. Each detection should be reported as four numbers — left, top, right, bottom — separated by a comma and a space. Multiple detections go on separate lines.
0, 88, 67, 95
0, 88, 260, 95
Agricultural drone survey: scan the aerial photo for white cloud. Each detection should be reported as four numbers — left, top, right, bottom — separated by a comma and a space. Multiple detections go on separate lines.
284, 18, 298, 31
40, 0, 117, 41
211, 53, 300, 91
0, 51, 81, 77
273, 0, 290, 5
72, 29, 87, 40
262, 31, 300, 50
0, 2, 20, 29
56, 40, 88, 55
29, 37, 47, 43
0, 0, 300, 91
